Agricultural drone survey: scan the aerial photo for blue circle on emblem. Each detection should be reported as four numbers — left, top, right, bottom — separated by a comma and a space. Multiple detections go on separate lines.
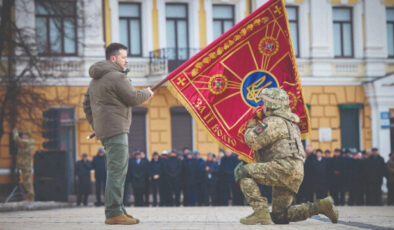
241, 71, 278, 107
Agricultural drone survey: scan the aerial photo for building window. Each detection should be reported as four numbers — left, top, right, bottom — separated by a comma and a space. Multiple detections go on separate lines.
333, 7, 353, 58
339, 105, 362, 151
213, 5, 234, 40
119, 3, 142, 57
35, 0, 77, 56
170, 106, 193, 151
166, 3, 189, 71
387, 8, 394, 58
286, 6, 299, 57
129, 107, 147, 153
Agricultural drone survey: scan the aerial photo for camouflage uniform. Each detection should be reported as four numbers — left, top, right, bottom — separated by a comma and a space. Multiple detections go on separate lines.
13, 129, 35, 201
237, 88, 338, 224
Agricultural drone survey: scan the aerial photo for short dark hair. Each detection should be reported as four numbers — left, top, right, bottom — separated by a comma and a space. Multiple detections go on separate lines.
105, 43, 127, 60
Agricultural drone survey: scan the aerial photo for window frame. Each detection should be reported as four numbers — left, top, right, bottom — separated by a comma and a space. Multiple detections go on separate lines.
333, 7, 354, 58
286, 5, 300, 58
387, 7, 394, 58
119, 2, 143, 57
212, 4, 235, 40
35, 0, 78, 56
165, 2, 189, 60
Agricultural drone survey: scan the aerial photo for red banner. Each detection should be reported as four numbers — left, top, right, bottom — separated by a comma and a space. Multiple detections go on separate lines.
166, 0, 310, 162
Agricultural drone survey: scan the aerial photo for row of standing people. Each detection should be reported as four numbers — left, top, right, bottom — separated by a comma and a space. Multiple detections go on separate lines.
296, 147, 392, 206
76, 148, 247, 206
123, 149, 245, 206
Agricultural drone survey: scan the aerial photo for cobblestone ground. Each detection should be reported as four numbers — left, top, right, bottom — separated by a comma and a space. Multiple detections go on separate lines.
0, 206, 394, 230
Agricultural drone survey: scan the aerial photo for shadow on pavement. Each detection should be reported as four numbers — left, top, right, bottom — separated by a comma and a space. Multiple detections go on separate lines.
313, 215, 394, 230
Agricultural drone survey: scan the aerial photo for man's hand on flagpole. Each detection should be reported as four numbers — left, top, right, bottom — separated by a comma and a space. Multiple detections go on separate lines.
147, 87, 154, 101
255, 105, 266, 121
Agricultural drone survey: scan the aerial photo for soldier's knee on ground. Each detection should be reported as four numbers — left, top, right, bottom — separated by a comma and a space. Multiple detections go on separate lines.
271, 211, 289, 224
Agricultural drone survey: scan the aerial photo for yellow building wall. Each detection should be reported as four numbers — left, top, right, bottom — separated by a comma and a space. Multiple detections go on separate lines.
0, 85, 372, 184
0, 85, 219, 184
303, 85, 372, 152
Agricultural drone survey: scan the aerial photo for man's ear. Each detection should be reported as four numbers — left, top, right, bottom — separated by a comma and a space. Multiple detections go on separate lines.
109, 56, 116, 62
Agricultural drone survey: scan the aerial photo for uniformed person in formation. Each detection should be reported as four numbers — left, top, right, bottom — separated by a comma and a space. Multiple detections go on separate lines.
12, 128, 35, 201
235, 88, 338, 225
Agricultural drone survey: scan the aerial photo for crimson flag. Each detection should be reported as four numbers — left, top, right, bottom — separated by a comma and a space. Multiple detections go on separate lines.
166, 0, 310, 162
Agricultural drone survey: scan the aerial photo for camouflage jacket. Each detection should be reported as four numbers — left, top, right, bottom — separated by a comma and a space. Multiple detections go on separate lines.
13, 130, 35, 169
244, 108, 305, 193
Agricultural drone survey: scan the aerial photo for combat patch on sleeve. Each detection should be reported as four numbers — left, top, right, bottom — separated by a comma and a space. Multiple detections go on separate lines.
253, 122, 268, 134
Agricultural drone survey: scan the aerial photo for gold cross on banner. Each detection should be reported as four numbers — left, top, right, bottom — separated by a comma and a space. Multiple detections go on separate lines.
177, 77, 186, 86
274, 5, 281, 15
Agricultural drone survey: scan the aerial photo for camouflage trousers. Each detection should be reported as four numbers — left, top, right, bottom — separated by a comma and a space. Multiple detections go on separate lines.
240, 161, 318, 224
21, 168, 34, 201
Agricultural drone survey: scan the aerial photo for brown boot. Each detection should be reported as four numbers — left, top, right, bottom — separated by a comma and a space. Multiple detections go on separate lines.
315, 196, 338, 223
240, 207, 272, 225
105, 214, 139, 225
125, 214, 140, 223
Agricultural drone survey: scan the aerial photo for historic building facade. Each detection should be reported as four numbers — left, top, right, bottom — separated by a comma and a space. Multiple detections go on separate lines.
0, 0, 393, 187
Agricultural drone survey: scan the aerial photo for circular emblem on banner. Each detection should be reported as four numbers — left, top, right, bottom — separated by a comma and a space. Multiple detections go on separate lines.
208, 74, 228, 95
241, 71, 279, 107
258, 37, 279, 56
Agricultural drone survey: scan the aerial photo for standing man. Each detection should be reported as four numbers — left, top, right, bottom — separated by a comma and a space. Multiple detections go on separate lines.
219, 149, 238, 205
311, 149, 329, 200
92, 148, 106, 206
204, 153, 219, 206
149, 152, 161, 207
328, 148, 345, 205
182, 151, 199, 206
365, 148, 385, 205
12, 128, 35, 201
387, 152, 394, 205
76, 153, 92, 206
83, 43, 153, 225
130, 152, 147, 207
236, 88, 338, 225
163, 150, 182, 206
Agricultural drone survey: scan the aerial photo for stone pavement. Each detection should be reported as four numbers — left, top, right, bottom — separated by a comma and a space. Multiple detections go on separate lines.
0, 206, 394, 230
0, 201, 72, 212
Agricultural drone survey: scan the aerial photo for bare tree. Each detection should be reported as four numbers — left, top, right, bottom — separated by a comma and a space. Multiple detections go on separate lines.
0, 0, 85, 183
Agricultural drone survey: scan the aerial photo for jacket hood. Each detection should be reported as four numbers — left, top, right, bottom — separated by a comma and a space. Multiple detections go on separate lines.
89, 60, 126, 79
266, 106, 300, 123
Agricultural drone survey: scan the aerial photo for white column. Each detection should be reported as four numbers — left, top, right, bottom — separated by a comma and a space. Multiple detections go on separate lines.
298, 1, 310, 58
365, 75, 394, 161
364, 0, 387, 77
255, 0, 269, 7
205, 0, 214, 44
310, 0, 332, 58
14, 0, 36, 76
109, 0, 119, 43
310, 0, 332, 77
82, 0, 105, 77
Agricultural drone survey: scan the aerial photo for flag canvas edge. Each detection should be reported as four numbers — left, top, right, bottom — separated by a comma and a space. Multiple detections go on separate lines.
279, 0, 311, 140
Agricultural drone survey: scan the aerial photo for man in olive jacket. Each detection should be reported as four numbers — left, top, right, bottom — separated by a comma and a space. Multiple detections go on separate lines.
83, 43, 153, 225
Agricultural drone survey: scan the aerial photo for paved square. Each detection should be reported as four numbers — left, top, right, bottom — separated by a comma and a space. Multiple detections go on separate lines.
0, 206, 393, 230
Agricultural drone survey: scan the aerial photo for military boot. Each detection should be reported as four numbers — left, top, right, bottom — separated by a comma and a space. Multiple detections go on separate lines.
287, 196, 338, 223
240, 207, 272, 225
314, 196, 338, 223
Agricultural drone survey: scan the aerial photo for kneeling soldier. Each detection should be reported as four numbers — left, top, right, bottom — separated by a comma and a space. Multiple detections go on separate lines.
235, 88, 338, 225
